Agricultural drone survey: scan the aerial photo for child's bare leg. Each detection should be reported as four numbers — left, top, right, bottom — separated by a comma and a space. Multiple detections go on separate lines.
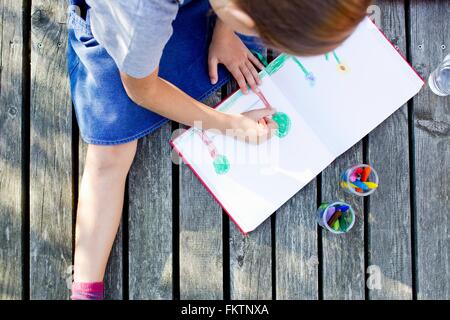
74, 141, 137, 282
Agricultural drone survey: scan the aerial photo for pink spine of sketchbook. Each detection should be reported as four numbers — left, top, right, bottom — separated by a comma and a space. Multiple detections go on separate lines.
170, 17, 424, 235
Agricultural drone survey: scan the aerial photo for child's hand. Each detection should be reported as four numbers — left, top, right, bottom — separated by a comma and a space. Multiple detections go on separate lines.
209, 20, 265, 94
228, 108, 278, 145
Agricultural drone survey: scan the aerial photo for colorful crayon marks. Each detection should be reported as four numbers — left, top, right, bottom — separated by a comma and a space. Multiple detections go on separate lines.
325, 51, 350, 74
290, 50, 349, 89
253, 89, 292, 139
272, 112, 291, 138
196, 129, 230, 175
213, 155, 230, 175
292, 57, 316, 87
340, 164, 379, 196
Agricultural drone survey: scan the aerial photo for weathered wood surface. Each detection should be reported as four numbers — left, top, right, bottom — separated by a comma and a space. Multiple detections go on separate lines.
230, 220, 272, 300
30, 0, 73, 299
128, 124, 173, 299
0, 0, 24, 300
1, 0, 450, 301
78, 141, 124, 300
179, 94, 224, 300
409, 0, 450, 300
275, 181, 319, 300
367, 0, 413, 300
321, 144, 365, 300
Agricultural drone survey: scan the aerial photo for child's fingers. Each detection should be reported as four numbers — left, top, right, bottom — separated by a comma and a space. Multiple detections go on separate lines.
208, 57, 219, 84
257, 124, 275, 144
265, 117, 279, 131
246, 60, 261, 85
239, 64, 258, 93
248, 52, 265, 70
230, 66, 248, 94
258, 118, 268, 126
243, 107, 276, 121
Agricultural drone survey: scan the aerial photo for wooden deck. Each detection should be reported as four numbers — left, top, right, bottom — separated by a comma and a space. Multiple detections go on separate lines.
1, 0, 449, 300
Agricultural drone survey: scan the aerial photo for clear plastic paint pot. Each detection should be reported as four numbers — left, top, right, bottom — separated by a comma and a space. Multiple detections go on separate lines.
316, 202, 355, 234
340, 164, 379, 197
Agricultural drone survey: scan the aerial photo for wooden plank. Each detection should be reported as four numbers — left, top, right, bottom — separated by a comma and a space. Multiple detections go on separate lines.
78, 141, 123, 299
409, 0, 450, 300
321, 144, 365, 300
230, 220, 272, 300
30, 0, 73, 299
128, 124, 173, 299
366, 0, 413, 300
0, 0, 24, 300
179, 93, 223, 300
275, 181, 318, 300
226, 79, 272, 300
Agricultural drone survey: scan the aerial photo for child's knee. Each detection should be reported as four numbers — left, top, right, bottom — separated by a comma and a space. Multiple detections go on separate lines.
86, 141, 137, 174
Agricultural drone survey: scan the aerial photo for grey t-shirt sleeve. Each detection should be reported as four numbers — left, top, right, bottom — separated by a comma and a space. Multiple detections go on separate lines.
87, 0, 179, 78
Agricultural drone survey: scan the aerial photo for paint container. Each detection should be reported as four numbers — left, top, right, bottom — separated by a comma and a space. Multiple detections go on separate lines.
428, 54, 450, 96
316, 202, 355, 234
340, 164, 379, 197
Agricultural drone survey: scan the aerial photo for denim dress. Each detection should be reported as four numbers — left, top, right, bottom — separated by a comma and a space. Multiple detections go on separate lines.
67, 0, 263, 145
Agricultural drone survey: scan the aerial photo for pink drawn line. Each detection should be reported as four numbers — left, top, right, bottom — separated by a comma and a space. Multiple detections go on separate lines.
196, 129, 218, 159
197, 88, 271, 160
254, 89, 273, 110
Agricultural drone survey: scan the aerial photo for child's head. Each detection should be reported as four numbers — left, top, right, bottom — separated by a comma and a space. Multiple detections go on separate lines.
210, 0, 373, 55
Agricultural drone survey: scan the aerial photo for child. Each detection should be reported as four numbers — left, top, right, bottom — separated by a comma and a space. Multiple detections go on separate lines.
68, 0, 371, 299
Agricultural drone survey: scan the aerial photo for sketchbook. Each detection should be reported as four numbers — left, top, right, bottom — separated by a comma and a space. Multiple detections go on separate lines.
171, 18, 424, 234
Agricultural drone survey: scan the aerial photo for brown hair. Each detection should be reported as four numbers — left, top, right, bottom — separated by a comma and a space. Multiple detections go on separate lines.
235, 0, 373, 56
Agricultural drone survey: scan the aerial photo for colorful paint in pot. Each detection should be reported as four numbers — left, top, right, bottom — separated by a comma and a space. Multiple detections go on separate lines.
340, 164, 379, 196
316, 202, 355, 234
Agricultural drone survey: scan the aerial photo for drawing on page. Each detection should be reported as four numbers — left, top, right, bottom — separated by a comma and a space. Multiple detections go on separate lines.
292, 57, 316, 86
195, 129, 230, 175
271, 112, 291, 138
325, 51, 350, 73
254, 88, 292, 138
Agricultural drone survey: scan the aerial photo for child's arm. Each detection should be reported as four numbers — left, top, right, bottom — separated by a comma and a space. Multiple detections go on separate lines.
121, 70, 278, 144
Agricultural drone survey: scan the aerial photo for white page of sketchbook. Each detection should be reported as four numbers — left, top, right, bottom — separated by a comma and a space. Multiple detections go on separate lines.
273, 18, 424, 155
174, 76, 333, 232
